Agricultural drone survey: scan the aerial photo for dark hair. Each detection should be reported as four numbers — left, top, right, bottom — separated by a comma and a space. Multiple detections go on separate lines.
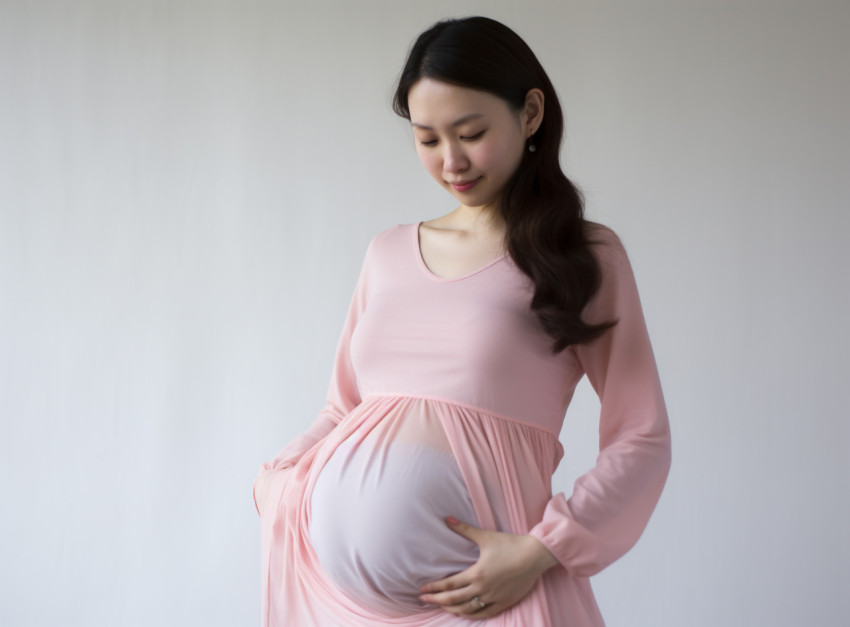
392, 16, 616, 352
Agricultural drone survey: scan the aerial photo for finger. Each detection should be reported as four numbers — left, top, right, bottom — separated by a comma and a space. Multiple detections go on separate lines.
445, 516, 483, 543
419, 569, 470, 594
419, 584, 477, 607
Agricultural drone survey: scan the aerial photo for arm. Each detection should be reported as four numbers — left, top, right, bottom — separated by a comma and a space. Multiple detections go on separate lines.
419, 229, 671, 617
527, 228, 672, 577
253, 236, 376, 515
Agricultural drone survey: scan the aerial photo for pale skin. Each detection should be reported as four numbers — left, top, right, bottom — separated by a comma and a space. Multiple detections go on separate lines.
408, 78, 559, 618
411, 77, 530, 276
255, 78, 561, 618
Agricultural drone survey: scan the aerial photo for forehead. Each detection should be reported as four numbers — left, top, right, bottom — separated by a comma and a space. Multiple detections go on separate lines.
408, 78, 512, 128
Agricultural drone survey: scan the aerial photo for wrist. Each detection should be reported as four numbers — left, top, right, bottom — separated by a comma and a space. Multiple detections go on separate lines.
523, 534, 559, 575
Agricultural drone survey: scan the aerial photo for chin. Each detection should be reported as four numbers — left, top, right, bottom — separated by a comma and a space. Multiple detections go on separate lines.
445, 189, 494, 208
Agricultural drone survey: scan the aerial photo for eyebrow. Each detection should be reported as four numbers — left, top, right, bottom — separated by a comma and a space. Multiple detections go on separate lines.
410, 113, 484, 130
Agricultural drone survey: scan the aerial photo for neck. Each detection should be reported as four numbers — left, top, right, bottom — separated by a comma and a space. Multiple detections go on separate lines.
452, 204, 505, 233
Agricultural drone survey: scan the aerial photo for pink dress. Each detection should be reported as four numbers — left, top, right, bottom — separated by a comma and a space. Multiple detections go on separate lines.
253, 221, 671, 626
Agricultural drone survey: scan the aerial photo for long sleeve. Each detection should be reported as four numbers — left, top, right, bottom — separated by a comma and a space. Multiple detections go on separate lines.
253, 236, 376, 515
528, 227, 672, 577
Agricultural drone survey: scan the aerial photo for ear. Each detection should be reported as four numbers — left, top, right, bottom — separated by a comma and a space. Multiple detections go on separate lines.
521, 88, 545, 138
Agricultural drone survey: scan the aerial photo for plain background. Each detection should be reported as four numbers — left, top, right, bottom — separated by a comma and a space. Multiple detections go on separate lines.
1, 1, 848, 625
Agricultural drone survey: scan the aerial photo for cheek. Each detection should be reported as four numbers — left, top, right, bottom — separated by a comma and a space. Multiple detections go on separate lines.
474, 142, 519, 175
417, 151, 443, 178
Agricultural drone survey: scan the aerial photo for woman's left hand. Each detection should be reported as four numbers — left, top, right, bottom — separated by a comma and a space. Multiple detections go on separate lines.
418, 516, 559, 619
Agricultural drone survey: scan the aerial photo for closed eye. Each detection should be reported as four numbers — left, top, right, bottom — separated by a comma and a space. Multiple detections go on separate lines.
460, 130, 486, 141
418, 130, 486, 147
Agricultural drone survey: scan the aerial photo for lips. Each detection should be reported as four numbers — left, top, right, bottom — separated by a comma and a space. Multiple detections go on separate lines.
449, 177, 481, 192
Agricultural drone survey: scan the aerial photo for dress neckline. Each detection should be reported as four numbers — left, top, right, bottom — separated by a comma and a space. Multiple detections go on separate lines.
413, 221, 509, 283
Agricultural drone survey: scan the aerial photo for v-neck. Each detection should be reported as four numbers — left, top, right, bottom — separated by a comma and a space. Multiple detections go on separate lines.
413, 221, 509, 283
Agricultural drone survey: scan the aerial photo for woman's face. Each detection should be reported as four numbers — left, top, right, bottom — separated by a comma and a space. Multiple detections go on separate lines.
407, 78, 534, 213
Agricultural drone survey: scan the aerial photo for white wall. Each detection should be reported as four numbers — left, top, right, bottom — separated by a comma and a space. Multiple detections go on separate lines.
1, 1, 847, 625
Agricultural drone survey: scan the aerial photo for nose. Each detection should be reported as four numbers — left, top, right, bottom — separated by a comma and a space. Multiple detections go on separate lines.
442, 141, 469, 174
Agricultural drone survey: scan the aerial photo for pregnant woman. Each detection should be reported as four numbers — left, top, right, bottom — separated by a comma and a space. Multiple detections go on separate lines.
253, 16, 671, 626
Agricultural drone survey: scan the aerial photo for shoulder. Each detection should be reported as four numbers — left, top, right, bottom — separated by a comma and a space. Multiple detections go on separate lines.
359, 222, 416, 266
368, 222, 412, 247
584, 221, 630, 270
584, 220, 624, 249
579, 222, 646, 323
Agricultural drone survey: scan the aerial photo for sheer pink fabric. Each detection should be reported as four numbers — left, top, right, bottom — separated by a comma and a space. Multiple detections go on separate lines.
253, 222, 671, 626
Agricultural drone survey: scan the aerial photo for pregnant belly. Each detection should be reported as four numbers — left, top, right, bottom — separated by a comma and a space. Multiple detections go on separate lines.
309, 435, 480, 616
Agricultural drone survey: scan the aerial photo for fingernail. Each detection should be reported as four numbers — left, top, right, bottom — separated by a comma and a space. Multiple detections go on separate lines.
446, 516, 459, 525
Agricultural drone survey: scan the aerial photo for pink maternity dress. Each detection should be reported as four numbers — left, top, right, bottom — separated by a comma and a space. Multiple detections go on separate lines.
253, 221, 671, 626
